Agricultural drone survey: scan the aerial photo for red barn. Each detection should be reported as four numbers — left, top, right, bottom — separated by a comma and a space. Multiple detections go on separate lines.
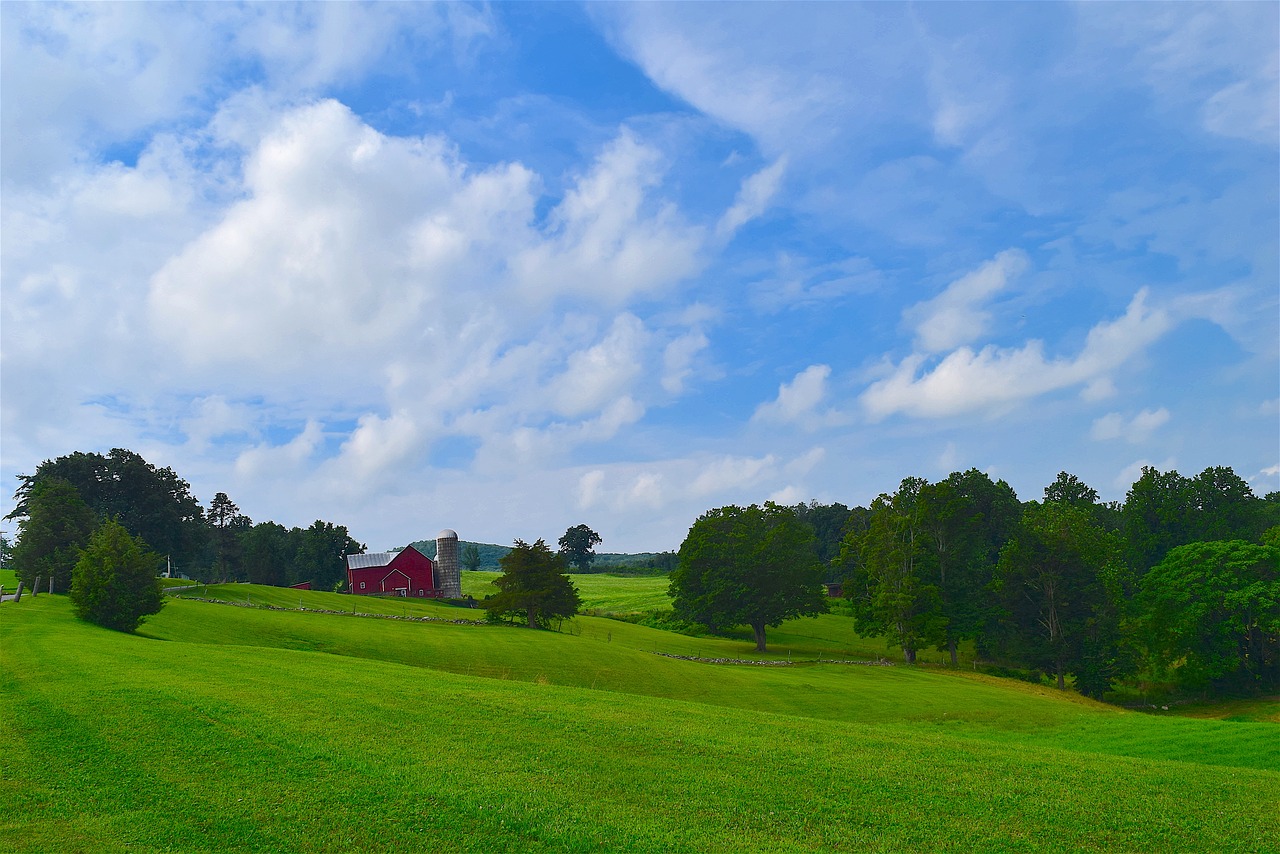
346, 546, 441, 598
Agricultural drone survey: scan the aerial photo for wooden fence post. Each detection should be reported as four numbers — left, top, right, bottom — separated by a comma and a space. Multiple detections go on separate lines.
14, 582, 24, 602
32, 576, 40, 597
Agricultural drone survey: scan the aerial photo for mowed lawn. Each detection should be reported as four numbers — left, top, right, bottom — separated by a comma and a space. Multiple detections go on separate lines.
462, 570, 673, 615
2, 595, 1277, 853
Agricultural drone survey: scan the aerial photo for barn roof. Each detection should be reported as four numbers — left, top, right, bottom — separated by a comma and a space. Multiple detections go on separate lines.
346, 552, 396, 570
346, 545, 430, 570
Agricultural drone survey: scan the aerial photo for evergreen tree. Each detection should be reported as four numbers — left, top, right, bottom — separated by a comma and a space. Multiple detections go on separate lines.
70, 519, 164, 632
10, 478, 97, 593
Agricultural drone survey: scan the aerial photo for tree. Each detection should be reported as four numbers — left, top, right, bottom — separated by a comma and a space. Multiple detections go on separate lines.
295, 521, 363, 591
9, 479, 97, 593
791, 501, 853, 564
462, 543, 482, 572
485, 539, 581, 628
1189, 466, 1262, 542
1122, 466, 1194, 575
1044, 471, 1100, 508
208, 492, 250, 581
558, 524, 602, 572
993, 501, 1124, 694
839, 479, 944, 663
8, 449, 207, 574
241, 522, 292, 587
1134, 540, 1279, 692
70, 519, 164, 632
670, 503, 826, 652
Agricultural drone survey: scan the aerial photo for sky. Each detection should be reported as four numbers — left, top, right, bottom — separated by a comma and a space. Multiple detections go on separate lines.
1, 2, 1277, 556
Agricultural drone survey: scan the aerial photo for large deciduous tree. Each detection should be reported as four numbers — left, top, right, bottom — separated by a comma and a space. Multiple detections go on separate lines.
485, 538, 581, 628
839, 478, 944, 663
558, 524, 602, 572
671, 503, 826, 652
1135, 540, 1279, 692
295, 520, 363, 591
994, 501, 1124, 694
70, 519, 164, 632
9, 478, 97, 594
8, 449, 206, 573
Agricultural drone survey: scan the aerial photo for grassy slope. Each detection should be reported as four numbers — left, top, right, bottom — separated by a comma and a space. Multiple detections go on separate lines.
461, 570, 674, 615
3, 595, 1277, 852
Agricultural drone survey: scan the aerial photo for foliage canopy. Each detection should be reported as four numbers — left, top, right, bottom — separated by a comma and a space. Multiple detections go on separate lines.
485, 538, 581, 628
670, 503, 826, 651
70, 519, 164, 632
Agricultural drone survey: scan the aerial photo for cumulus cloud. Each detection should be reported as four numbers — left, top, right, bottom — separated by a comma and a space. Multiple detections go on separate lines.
906, 249, 1030, 353
1090, 408, 1171, 443
512, 131, 705, 305
862, 289, 1174, 420
150, 99, 533, 379
690, 453, 777, 496
549, 315, 650, 417
233, 419, 324, 480
752, 365, 840, 429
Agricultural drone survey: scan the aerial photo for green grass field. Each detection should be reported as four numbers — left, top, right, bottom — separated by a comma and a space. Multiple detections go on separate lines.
462, 570, 674, 615
2, 591, 1276, 852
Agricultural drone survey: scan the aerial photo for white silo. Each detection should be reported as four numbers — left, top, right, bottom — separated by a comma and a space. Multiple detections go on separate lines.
436, 529, 461, 598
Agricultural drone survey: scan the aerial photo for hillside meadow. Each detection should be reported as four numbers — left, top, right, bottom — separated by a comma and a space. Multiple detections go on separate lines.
2, 590, 1277, 852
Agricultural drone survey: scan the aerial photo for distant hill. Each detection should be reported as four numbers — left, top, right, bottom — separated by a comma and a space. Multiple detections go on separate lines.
403, 539, 673, 574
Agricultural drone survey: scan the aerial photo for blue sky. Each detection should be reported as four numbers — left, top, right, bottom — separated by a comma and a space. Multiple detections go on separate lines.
2, 2, 1276, 555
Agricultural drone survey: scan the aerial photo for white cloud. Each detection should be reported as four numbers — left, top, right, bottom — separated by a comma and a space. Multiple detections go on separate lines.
660, 329, 710, 395
716, 156, 787, 239
1090, 408, 1171, 443
1079, 3, 1279, 146
690, 453, 777, 496
785, 447, 826, 477
753, 365, 842, 430
233, 420, 324, 480
577, 469, 606, 509
550, 315, 650, 417
512, 131, 705, 306
906, 250, 1030, 353
862, 289, 1174, 420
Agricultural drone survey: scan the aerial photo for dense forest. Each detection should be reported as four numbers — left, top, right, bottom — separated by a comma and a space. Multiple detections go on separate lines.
787, 466, 1278, 698
4, 449, 364, 592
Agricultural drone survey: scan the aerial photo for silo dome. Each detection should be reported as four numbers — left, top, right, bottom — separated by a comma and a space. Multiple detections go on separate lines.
437, 529, 458, 540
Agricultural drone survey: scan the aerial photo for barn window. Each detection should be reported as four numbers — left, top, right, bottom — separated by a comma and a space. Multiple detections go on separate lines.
417, 589, 424, 596
359, 582, 365, 590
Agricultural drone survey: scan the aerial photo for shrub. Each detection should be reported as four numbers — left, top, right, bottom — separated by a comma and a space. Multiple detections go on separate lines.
70, 520, 164, 632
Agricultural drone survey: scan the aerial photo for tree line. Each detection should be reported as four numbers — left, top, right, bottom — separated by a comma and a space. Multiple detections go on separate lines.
671, 466, 1279, 698
5, 449, 364, 595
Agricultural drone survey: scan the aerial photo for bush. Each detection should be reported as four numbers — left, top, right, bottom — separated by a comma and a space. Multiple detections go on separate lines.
70, 520, 164, 632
